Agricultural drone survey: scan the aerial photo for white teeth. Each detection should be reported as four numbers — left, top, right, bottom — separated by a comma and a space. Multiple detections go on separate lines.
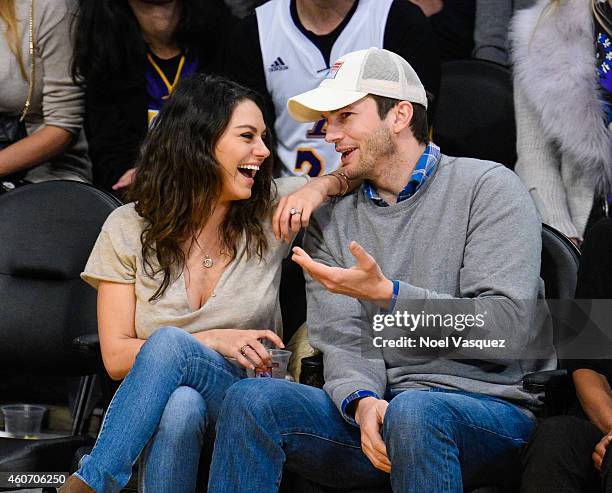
237, 164, 260, 170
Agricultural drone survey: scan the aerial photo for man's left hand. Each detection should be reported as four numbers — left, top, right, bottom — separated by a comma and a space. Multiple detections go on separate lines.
593, 433, 612, 472
292, 241, 394, 309
354, 397, 391, 473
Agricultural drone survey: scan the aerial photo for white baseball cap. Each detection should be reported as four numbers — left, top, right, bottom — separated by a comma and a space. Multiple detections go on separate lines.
287, 47, 428, 123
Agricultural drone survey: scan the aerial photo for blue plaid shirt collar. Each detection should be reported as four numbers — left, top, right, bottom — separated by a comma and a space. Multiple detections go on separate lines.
363, 142, 441, 207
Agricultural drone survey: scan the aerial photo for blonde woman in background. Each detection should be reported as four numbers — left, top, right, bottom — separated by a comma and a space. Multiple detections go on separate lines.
0, 0, 91, 189
510, 0, 612, 244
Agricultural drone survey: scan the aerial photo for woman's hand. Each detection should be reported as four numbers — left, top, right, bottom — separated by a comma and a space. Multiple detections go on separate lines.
273, 173, 359, 242
273, 179, 326, 242
593, 432, 612, 472
195, 329, 284, 370
112, 168, 136, 190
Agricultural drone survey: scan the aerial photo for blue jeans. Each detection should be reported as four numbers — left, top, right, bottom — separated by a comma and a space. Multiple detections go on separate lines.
138, 386, 207, 493
207, 379, 536, 493
76, 327, 245, 493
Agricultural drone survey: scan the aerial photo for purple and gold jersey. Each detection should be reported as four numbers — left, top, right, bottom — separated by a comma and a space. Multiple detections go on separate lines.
146, 52, 199, 127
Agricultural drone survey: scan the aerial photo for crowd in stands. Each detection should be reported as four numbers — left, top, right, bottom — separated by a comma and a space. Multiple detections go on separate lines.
2, 0, 612, 492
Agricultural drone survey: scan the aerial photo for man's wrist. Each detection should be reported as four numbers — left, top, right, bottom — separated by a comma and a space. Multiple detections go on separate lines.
324, 172, 349, 198
354, 396, 380, 424
372, 278, 394, 309
342, 390, 380, 426
310, 175, 339, 200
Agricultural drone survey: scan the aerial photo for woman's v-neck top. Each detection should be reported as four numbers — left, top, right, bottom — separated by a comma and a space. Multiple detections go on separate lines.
81, 177, 307, 338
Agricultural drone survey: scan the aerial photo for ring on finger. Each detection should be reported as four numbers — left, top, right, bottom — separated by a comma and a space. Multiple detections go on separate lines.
240, 344, 251, 356
289, 208, 302, 216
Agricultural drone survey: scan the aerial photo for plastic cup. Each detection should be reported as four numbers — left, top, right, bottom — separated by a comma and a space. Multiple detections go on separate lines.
246, 349, 292, 379
268, 349, 291, 379
1, 404, 47, 438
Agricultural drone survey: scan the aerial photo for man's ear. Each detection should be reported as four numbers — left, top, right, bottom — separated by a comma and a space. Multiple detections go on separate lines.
390, 101, 413, 134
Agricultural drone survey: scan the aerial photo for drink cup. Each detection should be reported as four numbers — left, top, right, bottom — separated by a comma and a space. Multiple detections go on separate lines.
246, 348, 292, 379
268, 349, 292, 378
1, 404, 47, 438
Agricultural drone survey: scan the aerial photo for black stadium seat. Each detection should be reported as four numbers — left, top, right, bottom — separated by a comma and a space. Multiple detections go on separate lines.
0, 181, 121, 487
432, 59, 517, 169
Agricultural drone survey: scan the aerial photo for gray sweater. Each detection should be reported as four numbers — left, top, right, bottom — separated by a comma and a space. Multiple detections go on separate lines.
0, 0, 91, 182
472, 0, 534, 66
304, 154, 556, 414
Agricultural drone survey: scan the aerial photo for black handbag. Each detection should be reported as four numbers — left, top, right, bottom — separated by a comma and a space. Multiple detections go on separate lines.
0, 115, 28, 191
0, 114, 27, 149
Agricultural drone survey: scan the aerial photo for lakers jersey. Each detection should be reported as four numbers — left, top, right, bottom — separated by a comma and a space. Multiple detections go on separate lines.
146, 52, 199, 127
256, 0, 393, 177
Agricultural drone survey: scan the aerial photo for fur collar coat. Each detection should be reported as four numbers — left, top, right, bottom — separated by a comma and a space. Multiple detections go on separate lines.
510, 0, 612, 194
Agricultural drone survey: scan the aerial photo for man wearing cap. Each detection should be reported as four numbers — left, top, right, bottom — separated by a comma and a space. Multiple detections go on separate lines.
224, 0, 440, 178
207, 48, 555, 493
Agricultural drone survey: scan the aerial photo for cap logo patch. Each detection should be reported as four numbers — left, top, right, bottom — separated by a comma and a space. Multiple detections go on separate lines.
327, 60, 344, 79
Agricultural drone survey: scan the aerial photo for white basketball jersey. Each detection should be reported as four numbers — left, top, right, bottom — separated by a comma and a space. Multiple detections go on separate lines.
257, 0, 393, 177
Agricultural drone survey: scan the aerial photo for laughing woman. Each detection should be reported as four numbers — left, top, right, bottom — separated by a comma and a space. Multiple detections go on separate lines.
59, 74, 347, 493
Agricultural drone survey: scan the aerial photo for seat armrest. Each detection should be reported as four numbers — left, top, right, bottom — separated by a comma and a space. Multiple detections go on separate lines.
523, 369, 569, 393
72, 334, 100, 355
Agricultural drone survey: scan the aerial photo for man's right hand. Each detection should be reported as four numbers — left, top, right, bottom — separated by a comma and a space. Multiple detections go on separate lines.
354, 396, 391, 473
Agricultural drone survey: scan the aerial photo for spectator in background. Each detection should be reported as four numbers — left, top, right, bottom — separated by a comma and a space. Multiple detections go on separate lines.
226, 0, 528, 68
411, 0, 532, 65
412, 0, 476, 61
521, 218, 612, 493
224, 0, 440, 178
0, 0, 91, 190
223, 0, 265, 18
510, 0, 612, 244
472, 0, 534, 66
72, 0, 234, 195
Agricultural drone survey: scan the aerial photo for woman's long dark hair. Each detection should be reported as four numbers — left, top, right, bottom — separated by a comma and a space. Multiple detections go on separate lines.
128, 75, 275, 300
71, 0, 227, 84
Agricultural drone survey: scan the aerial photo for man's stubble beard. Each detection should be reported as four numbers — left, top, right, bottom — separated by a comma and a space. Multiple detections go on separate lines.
346, 124, 396, 181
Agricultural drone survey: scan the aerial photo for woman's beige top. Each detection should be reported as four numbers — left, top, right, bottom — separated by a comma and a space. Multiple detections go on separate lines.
81, 177, 307, 339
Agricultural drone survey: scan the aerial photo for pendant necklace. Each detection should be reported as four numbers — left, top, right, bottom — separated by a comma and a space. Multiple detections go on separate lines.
202, 255, 214, 268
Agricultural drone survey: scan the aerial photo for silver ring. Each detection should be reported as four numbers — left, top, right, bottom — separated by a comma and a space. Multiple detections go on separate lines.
240, 345, 250, 356
289, 208, 302, 216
